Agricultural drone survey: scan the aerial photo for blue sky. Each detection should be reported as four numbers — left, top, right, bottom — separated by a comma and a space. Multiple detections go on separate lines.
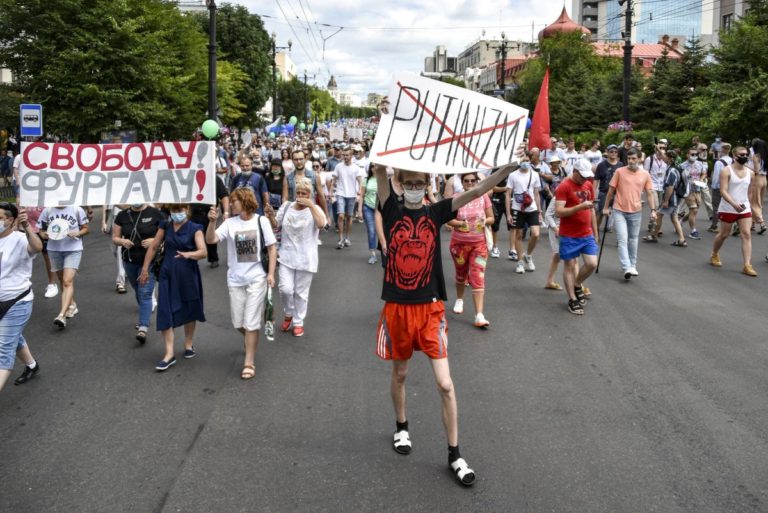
234, 0, 568, 102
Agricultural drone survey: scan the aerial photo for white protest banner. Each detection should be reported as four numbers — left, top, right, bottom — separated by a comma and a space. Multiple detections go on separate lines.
241, 130, 252, 148
329, 127, 344, 142
19, 141, 216, 207
371, 72, 528, 175
348, 128, 363, 141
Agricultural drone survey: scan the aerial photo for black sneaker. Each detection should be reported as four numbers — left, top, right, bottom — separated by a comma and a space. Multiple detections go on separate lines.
624, 271, 632, 280
14, 363, 40, 385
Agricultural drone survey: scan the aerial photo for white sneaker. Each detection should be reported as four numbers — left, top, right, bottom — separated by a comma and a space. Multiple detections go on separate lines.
44, 283, 59, 298
474, 313, 490, 328
317, 239, 323, 246
452, 299, 464, 314
524, 254, 536, 272
629, 268, 639, 276
65, 303, 78, 318
490, 247, 500, 258
343, 238, 351, 247
515, 262, 525, 274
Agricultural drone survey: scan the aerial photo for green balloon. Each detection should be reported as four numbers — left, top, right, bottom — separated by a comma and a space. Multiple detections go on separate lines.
269, 132, 276, 139
289, 116, 298, 125
368, 130, 374, 136
201, 119, 219, 139
299, 122, 306, 130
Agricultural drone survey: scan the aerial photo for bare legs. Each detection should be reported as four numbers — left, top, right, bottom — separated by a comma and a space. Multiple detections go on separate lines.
390, 358, 458, 446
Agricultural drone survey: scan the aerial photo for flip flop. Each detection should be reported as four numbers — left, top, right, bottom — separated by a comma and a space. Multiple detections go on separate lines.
544, 282, 563, 290
671, 240, 687, 247
642, 235, 658, 243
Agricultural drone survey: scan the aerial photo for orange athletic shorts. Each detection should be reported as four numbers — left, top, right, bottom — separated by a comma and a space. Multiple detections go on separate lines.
376, 302, 448, 360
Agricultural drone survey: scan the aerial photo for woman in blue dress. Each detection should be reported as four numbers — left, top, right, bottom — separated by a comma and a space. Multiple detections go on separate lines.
140, 204, 207, 372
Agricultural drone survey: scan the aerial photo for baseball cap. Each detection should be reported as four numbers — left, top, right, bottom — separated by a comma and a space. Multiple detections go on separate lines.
658, 138, 669, 145
573, 159, 594, 178
549, 155, 561, 164
606, 144, 619, 151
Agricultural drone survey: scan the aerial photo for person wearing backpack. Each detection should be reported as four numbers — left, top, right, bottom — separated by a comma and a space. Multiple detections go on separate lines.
644, 150, 686, 246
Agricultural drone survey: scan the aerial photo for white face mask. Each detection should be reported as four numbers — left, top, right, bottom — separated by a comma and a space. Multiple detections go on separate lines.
688, 156, 697, 163
403, 189, 424, 204
1, 220, 11, 232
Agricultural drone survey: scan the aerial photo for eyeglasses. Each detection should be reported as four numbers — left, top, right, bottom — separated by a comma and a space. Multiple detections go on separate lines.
462, 179, 478, 184
402, 181, 427, 190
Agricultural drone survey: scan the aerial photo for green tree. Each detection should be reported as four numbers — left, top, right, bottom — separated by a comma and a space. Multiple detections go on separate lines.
636, 47, 684, 130
682, 0, 768, 141
216, 60, 248, 126
508, 31, 644, 133
439, 76, 466, 88
0, 0, 209, 141
276, 77, 309, 122
194, 3, 272, 127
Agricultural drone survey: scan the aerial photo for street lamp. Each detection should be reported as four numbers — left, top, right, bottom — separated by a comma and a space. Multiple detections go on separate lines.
487, 32, 520, 99
205, 0, 218, 121
271, 32, 292, 121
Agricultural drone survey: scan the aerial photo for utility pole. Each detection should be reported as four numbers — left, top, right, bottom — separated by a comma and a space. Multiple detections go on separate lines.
620, 0, 633, 124
270, 32, 292, 121
205, 0, 217, 121
303, 70, 308, 124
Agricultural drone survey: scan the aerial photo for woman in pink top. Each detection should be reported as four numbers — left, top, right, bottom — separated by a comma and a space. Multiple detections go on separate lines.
447, 172, 494, 328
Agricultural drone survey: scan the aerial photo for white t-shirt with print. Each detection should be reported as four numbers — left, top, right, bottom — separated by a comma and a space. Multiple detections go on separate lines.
215, 214, 277, 287
0, 231, 35, 302
644, 154, 669, 191
584, 150, 603, 167
37, 206, 89, 252
562, 150, 580, 176
277, 203, 325, 273
506, 170, 540, 212
331, 162, 362, 198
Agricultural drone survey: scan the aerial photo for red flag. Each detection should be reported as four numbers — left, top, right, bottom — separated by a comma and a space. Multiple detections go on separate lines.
528, 67, 551, 151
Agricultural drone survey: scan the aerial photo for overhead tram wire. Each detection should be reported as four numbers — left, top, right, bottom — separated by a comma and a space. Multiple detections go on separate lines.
284, 0, 323, 55
296, 0, 323, 53
274, 0, 323, 74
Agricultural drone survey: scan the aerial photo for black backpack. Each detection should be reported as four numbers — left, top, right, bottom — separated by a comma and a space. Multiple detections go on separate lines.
673, 166, 688, 199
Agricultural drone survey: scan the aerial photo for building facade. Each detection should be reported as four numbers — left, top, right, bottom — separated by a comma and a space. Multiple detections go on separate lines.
572, 0, 720, 47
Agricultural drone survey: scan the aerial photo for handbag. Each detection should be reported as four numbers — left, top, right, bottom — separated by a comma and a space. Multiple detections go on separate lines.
257, 215, 269, 273
484, 226, 494, 251
152, 242, 165, 279
0, 288, 31, 321
521, 172, 534, 208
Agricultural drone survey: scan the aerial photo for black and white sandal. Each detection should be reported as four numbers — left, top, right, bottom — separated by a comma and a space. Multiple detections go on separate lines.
568, 299, 584, 315
574, 285, 587, 305
450, 457, 476, 486
393, 430, 411, 455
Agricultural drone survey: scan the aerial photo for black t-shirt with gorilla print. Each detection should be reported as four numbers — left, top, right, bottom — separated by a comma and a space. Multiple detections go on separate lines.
380, 194, 456, 304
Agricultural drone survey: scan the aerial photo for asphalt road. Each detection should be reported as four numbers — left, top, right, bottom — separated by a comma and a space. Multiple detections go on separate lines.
1, 210, 768, 513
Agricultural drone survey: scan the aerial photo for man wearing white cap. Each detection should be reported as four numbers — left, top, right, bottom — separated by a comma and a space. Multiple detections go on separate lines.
555, 159, 599, 315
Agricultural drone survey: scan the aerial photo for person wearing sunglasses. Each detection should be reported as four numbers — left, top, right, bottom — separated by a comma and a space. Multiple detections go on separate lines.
711, 146, 757, 276
0, 203, 43, 391
446, 172, 493, 328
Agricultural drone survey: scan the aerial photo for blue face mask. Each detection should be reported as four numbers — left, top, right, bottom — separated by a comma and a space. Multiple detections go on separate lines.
520, 162, 531, 170
170, 212, 187, 223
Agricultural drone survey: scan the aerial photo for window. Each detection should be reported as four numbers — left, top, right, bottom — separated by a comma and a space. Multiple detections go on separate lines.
722, 13, 733, 33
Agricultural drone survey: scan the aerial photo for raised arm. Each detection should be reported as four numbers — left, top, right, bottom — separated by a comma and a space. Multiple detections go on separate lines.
452, 164, 517, 211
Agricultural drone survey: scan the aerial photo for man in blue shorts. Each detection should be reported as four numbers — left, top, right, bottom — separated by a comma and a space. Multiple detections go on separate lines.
555, 159, 599, 315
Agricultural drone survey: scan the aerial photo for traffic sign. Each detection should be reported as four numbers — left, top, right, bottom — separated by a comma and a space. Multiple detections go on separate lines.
20, 103, 43, 137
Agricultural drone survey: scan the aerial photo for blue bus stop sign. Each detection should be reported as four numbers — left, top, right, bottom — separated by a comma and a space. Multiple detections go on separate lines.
20, 104, 43, 137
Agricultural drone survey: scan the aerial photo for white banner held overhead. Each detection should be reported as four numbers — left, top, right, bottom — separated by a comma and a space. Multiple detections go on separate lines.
329, 127, 344, 142
348, 128, 363, 141
19, 141, 216, 207
371, 72, 528, 175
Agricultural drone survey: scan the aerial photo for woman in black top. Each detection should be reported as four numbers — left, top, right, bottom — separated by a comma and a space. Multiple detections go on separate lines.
112, 204, 164, 344
265, 158, 286, 210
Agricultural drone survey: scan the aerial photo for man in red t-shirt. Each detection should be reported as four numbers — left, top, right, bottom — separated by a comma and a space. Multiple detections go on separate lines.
555, 159, 600, 315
